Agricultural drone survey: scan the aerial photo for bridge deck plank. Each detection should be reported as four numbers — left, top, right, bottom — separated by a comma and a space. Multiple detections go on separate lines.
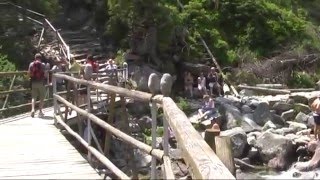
0, 108, 101, 179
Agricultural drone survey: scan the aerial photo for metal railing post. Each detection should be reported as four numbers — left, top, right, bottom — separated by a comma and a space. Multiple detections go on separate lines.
52, 73, 57, 126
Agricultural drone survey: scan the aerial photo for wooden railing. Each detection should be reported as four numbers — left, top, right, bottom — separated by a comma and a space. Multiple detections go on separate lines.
0, 71, 52, 115
52, 73, 235, 179
1, 2, 71, 61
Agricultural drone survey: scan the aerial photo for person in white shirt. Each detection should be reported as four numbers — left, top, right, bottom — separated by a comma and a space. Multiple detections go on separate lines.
197, 72, 207, 96
51, 62, 64, 91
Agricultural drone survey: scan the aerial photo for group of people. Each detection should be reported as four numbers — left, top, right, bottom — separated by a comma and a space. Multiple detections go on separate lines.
184, 67, 223, 98
183, 67, 224, 123
28, 53, 119, 118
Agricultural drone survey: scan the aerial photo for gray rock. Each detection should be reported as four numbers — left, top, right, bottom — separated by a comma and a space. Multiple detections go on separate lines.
134, 149, 152, 168
171, 161, 189, 178
127, 101, 150, 116
182, 62, 211, 76
254, 131, 294, 162
295, 112, 309, 125
285, 133, 299, 141
241, 113, 262, 133
247, 136, 256, 146
287, 121, 307, 133
294, 103, 311, 114
239, 89, 254, 96
296, 129, 311, 136
138, 115, 152, 131
253, 102, 273, 126
272, 102, 293, 113
241, 105, 253, 114
273, 127, 295, 136
271, 113, 286, 126
169, 148, 183, 160
247, 131, 262, 139
262, 120, 277, 131
307, 116, 315, 129
248, 147, 259, 161
220, 127, 248, 158
281, 109, 295, 121
131, 64, 162, 92
289, 95, 308, 105
220, 103, 243, 129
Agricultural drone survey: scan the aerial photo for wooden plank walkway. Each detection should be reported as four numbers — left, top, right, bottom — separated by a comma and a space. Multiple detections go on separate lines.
0, 107, 102, 179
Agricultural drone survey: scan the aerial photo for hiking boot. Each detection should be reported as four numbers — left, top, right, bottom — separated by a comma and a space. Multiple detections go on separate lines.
38, 112, 44, 118
30, 111, 35, 118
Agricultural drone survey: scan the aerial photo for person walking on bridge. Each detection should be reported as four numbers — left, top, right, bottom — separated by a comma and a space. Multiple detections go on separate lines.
28, 53, 47, 118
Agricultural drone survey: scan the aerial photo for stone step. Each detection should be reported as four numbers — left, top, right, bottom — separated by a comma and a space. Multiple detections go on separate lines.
70, 42, 101, 49
71, 47, 103, 55
66, 38, 96, 45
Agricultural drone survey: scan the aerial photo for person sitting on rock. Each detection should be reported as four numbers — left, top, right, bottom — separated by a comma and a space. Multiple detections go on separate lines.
198, 95, 216, 121
311, 97, 320, 140
184, 71, 194, 98
197, 72, 207, 96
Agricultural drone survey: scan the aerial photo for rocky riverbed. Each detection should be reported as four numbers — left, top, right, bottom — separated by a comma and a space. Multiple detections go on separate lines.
187, 90, 320, 179
91, 89, 320, 179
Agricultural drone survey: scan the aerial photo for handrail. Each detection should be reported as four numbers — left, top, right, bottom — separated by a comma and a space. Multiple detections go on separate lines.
1, 2, 71, 62
53, 73, 236, 179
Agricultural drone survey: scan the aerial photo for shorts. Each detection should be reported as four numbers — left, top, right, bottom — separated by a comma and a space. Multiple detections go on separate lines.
314, 115, 320, 125
31, 81, 45, 100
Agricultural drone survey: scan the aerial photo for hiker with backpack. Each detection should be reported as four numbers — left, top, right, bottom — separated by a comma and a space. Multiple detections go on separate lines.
28, 53, 47, 118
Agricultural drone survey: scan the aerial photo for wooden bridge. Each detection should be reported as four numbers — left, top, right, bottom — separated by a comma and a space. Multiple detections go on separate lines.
0, 2, 236, 179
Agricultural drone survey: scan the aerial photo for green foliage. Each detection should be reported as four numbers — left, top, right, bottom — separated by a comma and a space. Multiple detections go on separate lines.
176, 96, 192, 116
103, 0, 320, 67
233, 71, 262, 85
8, 0, 60, 18
288, 71, 317, 88
0, 54, 16, 90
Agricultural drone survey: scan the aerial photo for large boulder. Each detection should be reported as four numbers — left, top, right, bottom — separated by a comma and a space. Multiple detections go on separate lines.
131, 64, 162, 92
289, 95, 308, 105
182, 62, 211, 76
294, 103, 311, 114
287, 121, 307, 133
241, 113, 262, 133
294, 112, 310, 126
272, 102, 293, 114
254, 131, 295, 163
281, 109, 295, 121
253, 102, 273, 126
220, 127, 248, 158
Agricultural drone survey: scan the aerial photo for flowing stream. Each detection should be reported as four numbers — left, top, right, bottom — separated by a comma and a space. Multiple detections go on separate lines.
238, 167, 320, 179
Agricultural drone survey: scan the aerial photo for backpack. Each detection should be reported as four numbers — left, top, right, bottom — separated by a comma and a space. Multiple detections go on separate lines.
87, 60, 99, 73
30, 60, 44, 81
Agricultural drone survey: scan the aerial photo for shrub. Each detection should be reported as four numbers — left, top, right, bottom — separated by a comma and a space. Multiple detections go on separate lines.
176, 96, 192, 115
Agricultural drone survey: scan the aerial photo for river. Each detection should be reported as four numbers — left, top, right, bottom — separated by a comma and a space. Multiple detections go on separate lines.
237, 167, 320, 179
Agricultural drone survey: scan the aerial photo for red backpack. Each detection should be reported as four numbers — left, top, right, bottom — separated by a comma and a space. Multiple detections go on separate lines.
30, 60, 44, 81
88, 60, 99, 73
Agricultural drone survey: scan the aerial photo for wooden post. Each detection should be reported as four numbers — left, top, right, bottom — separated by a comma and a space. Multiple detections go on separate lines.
2, 75, 16, 109
52, 74, 57, 126
160, 73, 173, 156
148, 73, 160, 179
104, 93, 116, 157
215, 136, 236, 176
204, 123, 220, 152
87, 85, 92, 161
